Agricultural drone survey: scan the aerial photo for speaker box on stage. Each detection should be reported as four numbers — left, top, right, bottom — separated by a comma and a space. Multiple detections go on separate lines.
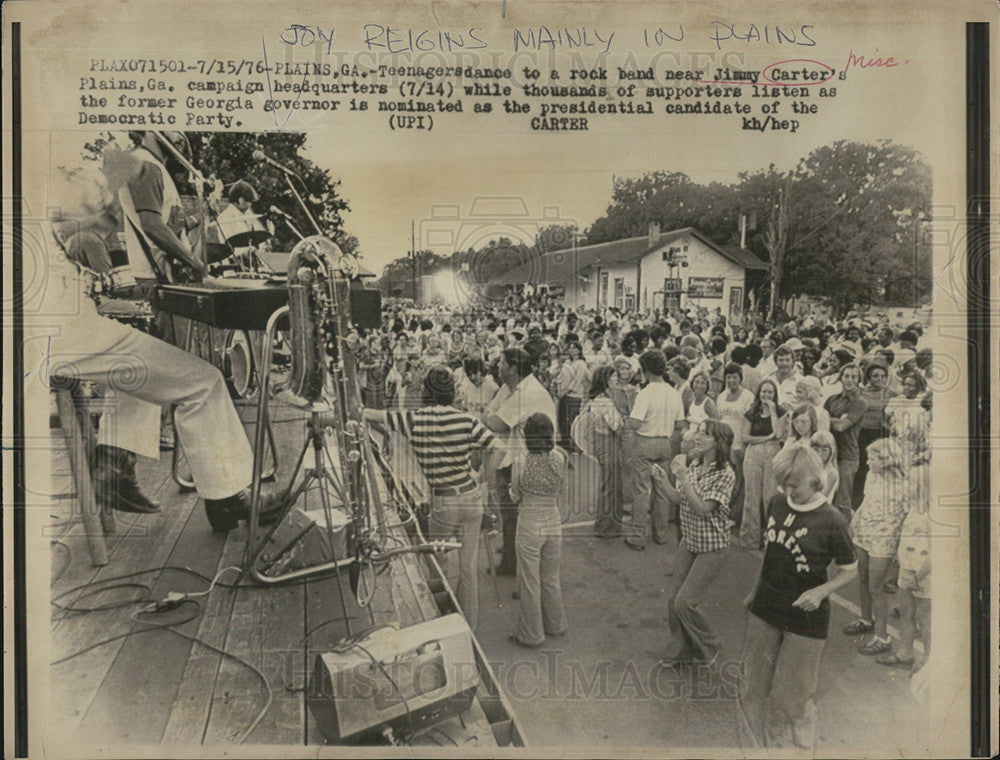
307, 614, 479, 744
257, 506, 351, 577
349, 287, 382, 330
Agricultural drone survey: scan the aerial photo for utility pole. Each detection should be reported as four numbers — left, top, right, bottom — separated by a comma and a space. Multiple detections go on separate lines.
765, 181, 789, 321
410, 219, 418, 304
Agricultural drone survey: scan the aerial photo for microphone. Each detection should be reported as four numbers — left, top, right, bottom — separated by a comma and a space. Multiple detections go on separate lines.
269, 205, 293, 218
252, 148, 298, 177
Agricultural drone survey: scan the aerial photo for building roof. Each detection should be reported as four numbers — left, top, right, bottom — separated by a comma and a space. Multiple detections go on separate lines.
491, 226, 767, 285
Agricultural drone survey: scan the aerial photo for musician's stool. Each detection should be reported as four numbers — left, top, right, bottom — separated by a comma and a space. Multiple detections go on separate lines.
52, 388, 116, 566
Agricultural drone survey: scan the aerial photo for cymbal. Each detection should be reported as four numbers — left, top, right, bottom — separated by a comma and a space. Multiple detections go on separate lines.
204, 241, 236, 263
227, 229, 271, 248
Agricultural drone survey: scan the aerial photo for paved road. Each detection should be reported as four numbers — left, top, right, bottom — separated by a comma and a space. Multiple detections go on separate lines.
472, 451, 928, 752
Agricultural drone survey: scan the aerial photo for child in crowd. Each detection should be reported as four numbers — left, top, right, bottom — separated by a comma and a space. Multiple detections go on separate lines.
842, 438, 912, 655
508, 413, 569, 647
809, 430, 840, 504
739, 444, 857, 750
877, 457, 931, 670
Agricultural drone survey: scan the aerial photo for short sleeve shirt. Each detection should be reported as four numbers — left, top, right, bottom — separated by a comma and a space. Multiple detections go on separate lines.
749, 494, 856, 638
824, 390, 868, 461
388, 406, 495, 491
492, 374, 558, 467
630, 382, 684, 438
678, 462, 736, 554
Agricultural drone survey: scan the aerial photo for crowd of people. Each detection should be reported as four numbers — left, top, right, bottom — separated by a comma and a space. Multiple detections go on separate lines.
46, 135, 934, 750
355, 292, 934, 750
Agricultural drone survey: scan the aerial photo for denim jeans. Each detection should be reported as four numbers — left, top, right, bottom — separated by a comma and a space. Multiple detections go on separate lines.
515, 506, 568, 645
625, 434, 674, 545
592, 433, 624, 536
740, 440, 780, 547
429, 484, 485, 632
737, 611, 826, 750
834, 458, 859, 520
662, 546, 729, 661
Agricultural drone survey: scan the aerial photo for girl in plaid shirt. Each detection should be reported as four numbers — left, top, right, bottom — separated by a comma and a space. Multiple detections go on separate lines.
656, 419, 736, 667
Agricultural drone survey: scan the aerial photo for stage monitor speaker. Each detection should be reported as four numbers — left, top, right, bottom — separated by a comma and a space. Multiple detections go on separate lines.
257, 506, 350, 577
307, 614, 479, 744
349, 287, 382, 330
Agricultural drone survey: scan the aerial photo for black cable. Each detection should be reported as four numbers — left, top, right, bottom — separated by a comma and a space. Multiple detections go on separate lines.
50, 599, 202, 665
52, 582, 152, 613
298, 616, 366, 646
51, 597, 272, 744
428, 725, 460, 746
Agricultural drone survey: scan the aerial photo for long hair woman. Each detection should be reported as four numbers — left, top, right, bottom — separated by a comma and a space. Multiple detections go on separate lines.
738, 379, 784, 550
657, 419, 736, 666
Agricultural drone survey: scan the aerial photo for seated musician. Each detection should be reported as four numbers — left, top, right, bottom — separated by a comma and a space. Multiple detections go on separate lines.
215, 180, 267, 244
116, 130, 205, 292
48, 164, 285, 531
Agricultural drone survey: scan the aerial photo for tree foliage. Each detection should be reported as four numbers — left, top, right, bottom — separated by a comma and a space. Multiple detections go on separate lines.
585, 140, 932, 313
82, 131, 356, 256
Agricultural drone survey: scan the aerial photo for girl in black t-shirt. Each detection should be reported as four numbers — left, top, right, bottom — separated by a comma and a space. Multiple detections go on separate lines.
738, 444, 857, 751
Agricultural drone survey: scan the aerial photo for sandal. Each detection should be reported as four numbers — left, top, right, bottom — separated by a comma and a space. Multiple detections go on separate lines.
876, 652, 915, 669
859, 635, 891, 655
842, 618, 875, 635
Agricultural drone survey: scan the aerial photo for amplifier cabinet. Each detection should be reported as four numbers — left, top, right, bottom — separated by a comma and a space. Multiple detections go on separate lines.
307, 614, 479, 744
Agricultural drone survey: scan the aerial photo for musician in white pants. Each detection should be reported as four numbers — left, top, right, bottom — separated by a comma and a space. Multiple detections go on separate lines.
44, 164, 281, 531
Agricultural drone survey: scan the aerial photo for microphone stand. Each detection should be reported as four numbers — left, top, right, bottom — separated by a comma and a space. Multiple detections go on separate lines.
255, 147, 323, 237
153, 132, 250, 274
282, 171, 323, 237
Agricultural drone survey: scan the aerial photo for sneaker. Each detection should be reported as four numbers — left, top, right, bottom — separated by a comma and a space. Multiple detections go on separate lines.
842, 618, 875, 635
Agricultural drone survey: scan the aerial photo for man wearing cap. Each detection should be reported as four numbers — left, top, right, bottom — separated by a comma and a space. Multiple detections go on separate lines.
364, 367, 497, 631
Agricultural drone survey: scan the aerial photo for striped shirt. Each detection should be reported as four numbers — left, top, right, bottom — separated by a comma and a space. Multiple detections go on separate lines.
388, 406, 496, 492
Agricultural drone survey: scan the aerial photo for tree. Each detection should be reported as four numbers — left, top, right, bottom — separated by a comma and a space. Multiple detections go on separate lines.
778, 140, 931, 313
586, 172, 740, 246
536, 224, 583, 253
187, 132, 353, 255
378, 249, 445, 298
81, 131, 355, 257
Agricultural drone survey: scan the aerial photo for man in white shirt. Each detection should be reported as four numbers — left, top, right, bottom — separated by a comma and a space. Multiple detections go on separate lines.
584, 330, 612, 369
213, 180, 267, 260
757, 337, 778, 378
485, 347, 558, 574
622, 349, 685, 548
767, 345, 801, 410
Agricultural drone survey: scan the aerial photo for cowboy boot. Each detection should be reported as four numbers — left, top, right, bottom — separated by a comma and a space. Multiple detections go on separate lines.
94, 444, 162, 514
203, 488, 289, 533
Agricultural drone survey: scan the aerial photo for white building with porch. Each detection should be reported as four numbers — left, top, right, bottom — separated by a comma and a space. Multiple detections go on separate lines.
492, 224, 768, 317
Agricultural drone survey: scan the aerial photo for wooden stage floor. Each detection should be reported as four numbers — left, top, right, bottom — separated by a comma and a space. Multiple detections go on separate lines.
47, 398, 511, 749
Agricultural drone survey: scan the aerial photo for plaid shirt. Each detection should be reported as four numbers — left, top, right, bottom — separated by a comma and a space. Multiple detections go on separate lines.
679, 462, 736, 554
